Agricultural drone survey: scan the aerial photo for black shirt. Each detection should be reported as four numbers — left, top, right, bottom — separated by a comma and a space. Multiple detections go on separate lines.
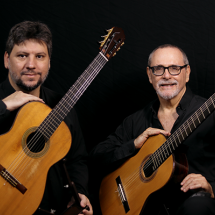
90, 86, 215, 194
0, 78, 89, 213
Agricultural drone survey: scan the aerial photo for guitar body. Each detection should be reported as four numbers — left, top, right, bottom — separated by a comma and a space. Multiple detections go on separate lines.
99, 134, 188, 215
0, 102, 71, 215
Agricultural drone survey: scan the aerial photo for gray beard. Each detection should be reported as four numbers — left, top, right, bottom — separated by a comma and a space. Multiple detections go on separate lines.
156, 80, 180, 100
156, 88, 181, 100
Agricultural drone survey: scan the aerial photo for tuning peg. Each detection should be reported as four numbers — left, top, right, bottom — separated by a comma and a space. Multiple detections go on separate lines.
106, 28, 113, 33
101, 35, 108, 38
117, 47, 121, 51
113, 53, 116, 57
121, 42, 125, 46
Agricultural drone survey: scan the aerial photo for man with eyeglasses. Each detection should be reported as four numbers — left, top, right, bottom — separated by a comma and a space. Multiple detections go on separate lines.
90, 44, 215, 214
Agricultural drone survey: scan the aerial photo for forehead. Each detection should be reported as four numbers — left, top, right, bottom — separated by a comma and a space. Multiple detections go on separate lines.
11, 39, 48, 55
151, 47, 184, 66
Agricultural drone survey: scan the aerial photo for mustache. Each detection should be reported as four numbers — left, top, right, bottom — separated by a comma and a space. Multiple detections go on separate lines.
158, 80, 178, 87
20, 70, 41, 75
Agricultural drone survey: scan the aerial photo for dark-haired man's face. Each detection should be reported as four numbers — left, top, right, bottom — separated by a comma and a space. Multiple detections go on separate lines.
4, 39, 50, 92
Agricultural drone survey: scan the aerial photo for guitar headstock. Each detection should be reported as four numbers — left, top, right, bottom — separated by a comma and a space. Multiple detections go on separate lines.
99, 27, 125, 60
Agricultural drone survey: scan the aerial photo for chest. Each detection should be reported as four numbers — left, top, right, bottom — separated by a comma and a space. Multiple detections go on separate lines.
158, 111, 178, 132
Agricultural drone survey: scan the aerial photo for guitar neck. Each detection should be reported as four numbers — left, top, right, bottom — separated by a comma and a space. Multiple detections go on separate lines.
38, 52, 108, 139
152, 93, 215, 170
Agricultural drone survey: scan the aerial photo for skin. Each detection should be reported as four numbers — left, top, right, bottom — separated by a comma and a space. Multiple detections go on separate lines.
134, 47, 214, 198
3, 39, 93, 214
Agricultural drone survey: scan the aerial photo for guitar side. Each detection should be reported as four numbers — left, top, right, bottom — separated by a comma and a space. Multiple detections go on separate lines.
99, 134, 187, 215
0, 102, 71, 215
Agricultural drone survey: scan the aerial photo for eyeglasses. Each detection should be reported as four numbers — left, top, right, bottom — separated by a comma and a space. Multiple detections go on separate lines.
148, 64, 188, 76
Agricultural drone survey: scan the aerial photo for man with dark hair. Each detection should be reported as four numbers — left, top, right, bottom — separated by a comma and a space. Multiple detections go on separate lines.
90, 44, 215, 214
0, 21, 93, 215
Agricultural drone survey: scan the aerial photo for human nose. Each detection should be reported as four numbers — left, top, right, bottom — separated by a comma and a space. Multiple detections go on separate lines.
25, 56, 36, 69
162, 68, 171, 79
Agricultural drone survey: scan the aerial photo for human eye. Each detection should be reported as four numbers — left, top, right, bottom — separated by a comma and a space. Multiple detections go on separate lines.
36, 55, 44, 59
17, 54, 27, 58
154, 66, 164, 71
170, 65, 180, 71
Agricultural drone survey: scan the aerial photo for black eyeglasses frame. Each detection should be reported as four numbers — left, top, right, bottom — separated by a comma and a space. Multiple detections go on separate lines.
148, 64, 188, 76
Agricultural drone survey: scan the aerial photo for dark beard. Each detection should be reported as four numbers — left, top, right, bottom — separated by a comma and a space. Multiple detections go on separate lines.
16, 79, 43, 92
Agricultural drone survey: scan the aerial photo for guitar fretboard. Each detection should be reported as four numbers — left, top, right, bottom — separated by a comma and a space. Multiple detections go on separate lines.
151, 93, 215, 170
37, 52, 108, 139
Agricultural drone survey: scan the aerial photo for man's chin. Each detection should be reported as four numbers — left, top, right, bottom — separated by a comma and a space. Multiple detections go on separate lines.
17, 81, 41, 92
157, 90, 178, 100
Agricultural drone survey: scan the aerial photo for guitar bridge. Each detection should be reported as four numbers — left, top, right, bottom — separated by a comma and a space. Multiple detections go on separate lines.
0, 164, 27, 194
116, 176, 130, 213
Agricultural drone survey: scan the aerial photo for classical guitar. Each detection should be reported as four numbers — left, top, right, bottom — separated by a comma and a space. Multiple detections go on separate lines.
100, 94, 215, 215
0, 27, 125, 215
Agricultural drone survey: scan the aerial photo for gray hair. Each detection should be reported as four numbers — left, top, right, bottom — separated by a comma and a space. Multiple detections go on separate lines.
148, 44, 189, 66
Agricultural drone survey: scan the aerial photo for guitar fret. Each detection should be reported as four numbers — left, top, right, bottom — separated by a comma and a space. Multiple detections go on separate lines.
149, 93, 215, 171
191, 117, 196, 128
171, 136, 176, 150
156, 151, 161, 166
160, 150, 164, 162
175, 133, 180, 145
163, 146, 168, 158
152, 154, 158, 168
187, 122, 192, 132
95, 59, 103, 67
200, 107, 205, 119
179, 127, 185, 140
210, 97, 215, 108
168, 143, 172, 153
195, 112, 201, 124
206, 103, 211, 113
182, 124, 188, 136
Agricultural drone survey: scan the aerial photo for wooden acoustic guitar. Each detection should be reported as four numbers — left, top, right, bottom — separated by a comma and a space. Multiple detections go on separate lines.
99, 93, 215, 215
0, 27, 125, 215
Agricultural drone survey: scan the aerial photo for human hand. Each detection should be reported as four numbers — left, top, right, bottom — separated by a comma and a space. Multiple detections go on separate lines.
181, 173, 214, 198
67, 193, 93, 215
78, 193, 93, 215
2, 91, 44, 111
134, 127, 171, 149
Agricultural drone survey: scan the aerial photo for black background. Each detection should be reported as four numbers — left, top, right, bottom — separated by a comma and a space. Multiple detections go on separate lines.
1, 0, 215, 214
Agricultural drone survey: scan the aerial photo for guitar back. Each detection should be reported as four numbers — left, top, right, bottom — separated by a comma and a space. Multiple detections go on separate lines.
0, 102, 71, 215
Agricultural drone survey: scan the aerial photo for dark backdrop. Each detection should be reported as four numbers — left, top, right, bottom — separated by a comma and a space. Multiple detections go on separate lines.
1, 0, 215, 214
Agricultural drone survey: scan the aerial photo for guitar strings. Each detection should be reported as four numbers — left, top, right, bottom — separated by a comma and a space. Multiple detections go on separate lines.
5, 53, 107, 182
4, 59, 215, 191
6, 53, 106, 181
114, 97, 215, 195
9, 53, 107, 179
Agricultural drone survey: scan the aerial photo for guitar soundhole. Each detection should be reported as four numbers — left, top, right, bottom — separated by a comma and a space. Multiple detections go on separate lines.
140, 157, 156, 181
26, 132, 46, 153
143, 159, 154, 178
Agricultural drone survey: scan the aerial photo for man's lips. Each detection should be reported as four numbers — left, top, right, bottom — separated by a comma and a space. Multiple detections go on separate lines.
21, 72, 41, 77
160, 83, 176, 87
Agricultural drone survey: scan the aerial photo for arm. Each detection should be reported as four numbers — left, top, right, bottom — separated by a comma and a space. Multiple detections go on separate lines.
2, 91, 44, 111
90, 112, 170, 167
0, 91, 44, 134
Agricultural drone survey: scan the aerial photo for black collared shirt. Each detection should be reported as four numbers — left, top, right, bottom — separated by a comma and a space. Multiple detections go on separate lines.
0, 78, 89, 213
90, 86, 215, 193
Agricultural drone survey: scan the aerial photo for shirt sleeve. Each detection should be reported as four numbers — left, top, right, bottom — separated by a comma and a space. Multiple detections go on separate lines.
89, 114, 137, 168
0, 100, 13, 134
